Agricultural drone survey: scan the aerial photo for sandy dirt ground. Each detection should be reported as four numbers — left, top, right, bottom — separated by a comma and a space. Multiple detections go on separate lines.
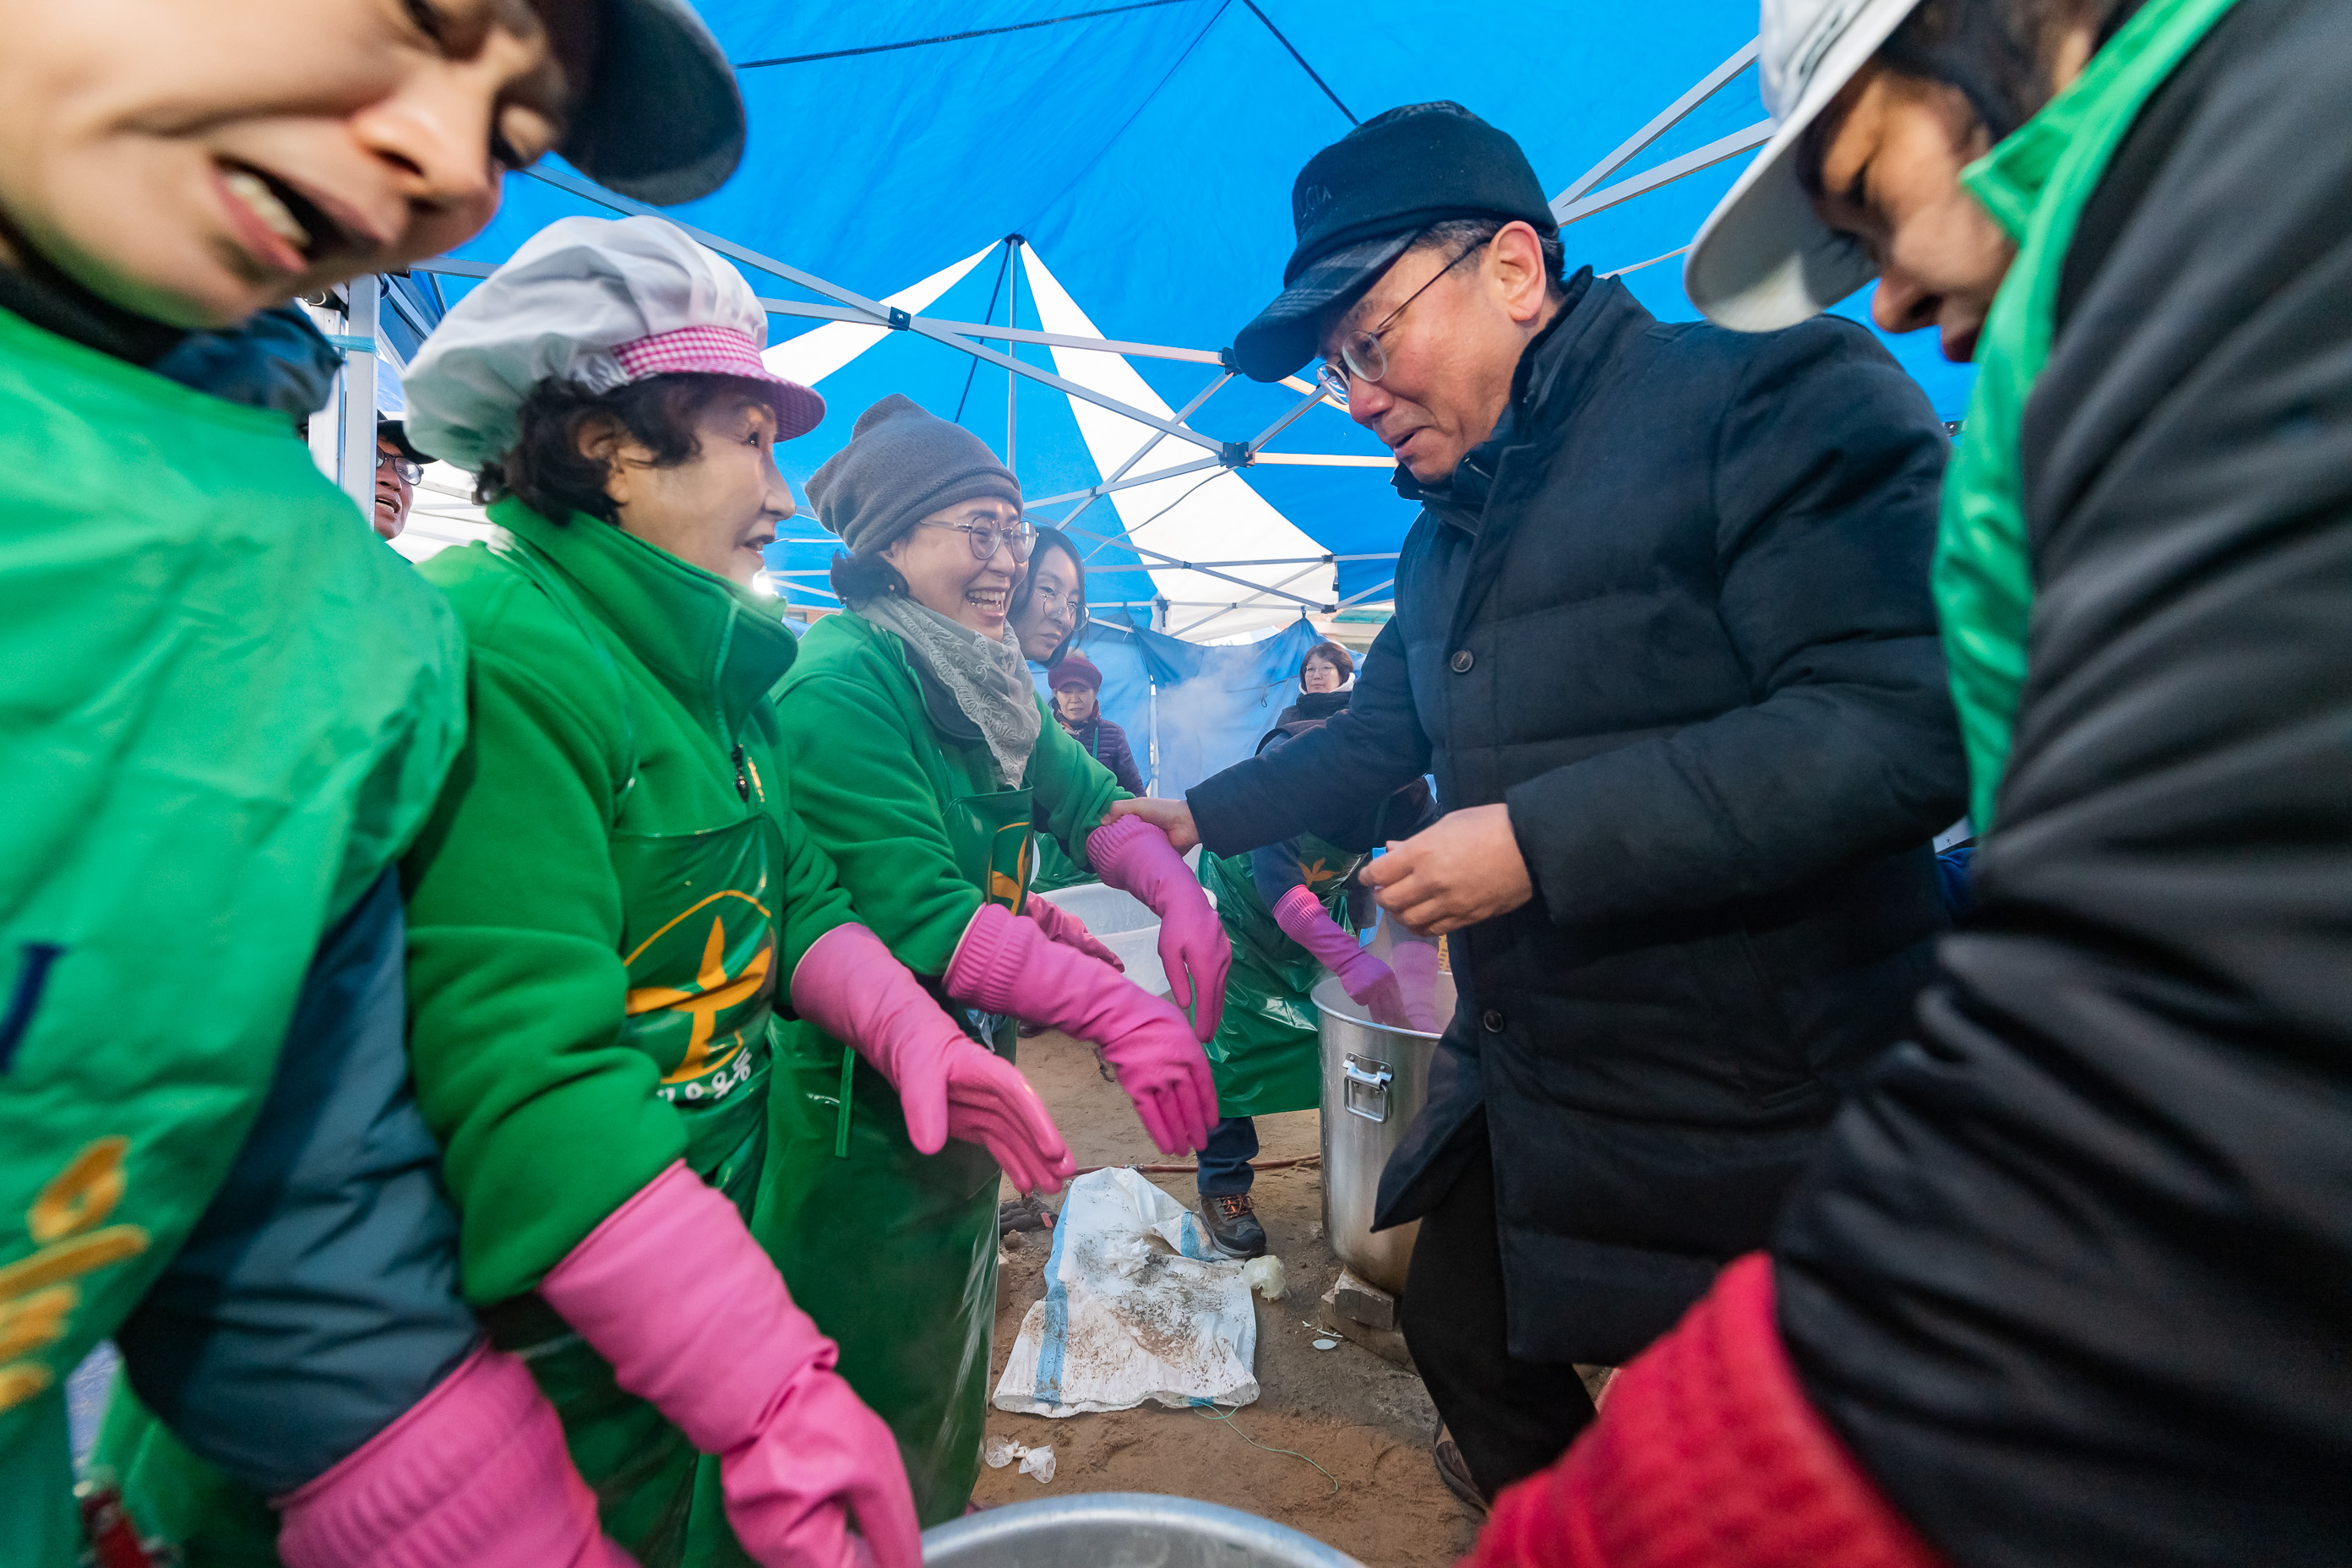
973, 1027, 1485, 1568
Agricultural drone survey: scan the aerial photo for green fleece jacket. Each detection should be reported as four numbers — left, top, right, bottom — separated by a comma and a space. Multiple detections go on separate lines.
775, 609, 1128, 974
407, 500, 856, 1304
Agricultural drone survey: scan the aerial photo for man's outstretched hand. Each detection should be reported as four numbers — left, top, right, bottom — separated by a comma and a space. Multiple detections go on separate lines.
1102, 796, 1199, 852
1360, 803, 1533, 936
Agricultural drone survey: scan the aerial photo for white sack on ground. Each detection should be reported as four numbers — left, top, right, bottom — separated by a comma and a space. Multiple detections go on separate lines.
993, 1167, 1258, 1417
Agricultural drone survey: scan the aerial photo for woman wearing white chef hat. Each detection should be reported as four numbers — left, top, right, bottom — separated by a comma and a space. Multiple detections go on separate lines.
398, 215, 1070, 1568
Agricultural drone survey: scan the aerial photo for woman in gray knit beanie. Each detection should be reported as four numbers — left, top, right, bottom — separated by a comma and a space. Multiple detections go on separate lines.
761, 394, 1231, 1522
807, 393, 1037, 783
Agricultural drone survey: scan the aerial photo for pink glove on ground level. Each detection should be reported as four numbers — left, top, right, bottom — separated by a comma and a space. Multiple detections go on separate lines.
792, 922, 1074, 1195
1388, 936, 1448, 1034
274, 1343, 630, 1568
947, 901, 1217, 1155
1086, 814, 1231, 1042
538, 1162, 920, 1568
1026, 894, 1124, 970
1272, 885, 1406, 1026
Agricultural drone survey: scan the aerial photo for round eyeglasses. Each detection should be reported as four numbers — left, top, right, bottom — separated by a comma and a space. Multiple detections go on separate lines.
375, 449, 422, 485
921, 517, 1036, 562
1315, 235, 1492, 402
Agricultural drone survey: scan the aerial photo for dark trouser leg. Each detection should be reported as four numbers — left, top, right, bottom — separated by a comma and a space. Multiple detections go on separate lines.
1401, 1134, 1598, 1500
1195, 1116, 1259, 1197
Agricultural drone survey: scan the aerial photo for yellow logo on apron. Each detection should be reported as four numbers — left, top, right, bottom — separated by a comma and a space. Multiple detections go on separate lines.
0, 1137, 150, 1412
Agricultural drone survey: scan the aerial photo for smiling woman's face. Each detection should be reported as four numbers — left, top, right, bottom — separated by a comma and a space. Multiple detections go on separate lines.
1011, 541, 1081, 662
0, 0, 589, 327
883, 496, 1024, 636
592, 394, 793, 585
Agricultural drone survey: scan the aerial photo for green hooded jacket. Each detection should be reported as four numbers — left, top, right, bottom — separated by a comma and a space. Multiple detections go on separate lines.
0, 308, 463, 1566
406, 498, 856, 1306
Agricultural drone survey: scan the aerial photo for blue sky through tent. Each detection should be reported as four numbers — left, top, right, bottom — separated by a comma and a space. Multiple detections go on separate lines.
436, 2, 1978, 623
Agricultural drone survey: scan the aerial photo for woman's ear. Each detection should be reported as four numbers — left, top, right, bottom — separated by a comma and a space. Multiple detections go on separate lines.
577, 416, 633, 509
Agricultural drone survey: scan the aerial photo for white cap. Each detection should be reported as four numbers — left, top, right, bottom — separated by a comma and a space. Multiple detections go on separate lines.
404, 215, 824, 471
1685, 0, 1930, 331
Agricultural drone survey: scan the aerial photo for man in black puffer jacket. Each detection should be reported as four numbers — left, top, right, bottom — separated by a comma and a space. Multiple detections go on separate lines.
1108, 102, 1964, 1506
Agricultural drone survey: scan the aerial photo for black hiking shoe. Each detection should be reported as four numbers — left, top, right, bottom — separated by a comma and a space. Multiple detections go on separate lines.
1202, 1193, 1266, 1258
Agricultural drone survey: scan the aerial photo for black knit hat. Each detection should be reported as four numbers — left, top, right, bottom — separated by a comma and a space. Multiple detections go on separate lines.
1232, 102, 1558, 382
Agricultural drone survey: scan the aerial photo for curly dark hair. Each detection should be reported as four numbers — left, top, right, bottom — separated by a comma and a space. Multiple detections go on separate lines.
476, 372, 779, 525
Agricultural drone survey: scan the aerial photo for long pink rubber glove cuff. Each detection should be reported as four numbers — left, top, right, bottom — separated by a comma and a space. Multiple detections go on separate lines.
946, 901, 1217, 1154
274, 1343, 629, 1568
538, 1162, 921, 1568
1271, 884, 1405, 1026
1388, 936, 1447, 1034
792, 922, 1074, 1195
1026, 895, 1123, 970
1086, 814, 1231, 1042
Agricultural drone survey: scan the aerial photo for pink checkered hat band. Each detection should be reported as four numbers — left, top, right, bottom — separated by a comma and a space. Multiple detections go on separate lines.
612, 325, 826, 438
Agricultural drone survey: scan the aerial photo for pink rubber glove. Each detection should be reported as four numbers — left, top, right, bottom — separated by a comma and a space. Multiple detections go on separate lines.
274, 1343, 630, 1568
792, 923, 1074, 1195
1086, 814, 1231, 1043
540, 1162, 920, 1568
1026, 895, 1124, 971
1272, 885, 1405, 1026
1389, 936, 1448, 1035
947, 901, 1217, 1154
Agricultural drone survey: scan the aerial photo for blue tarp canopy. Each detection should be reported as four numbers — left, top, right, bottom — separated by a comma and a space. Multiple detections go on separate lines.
413, 1, 1973, 640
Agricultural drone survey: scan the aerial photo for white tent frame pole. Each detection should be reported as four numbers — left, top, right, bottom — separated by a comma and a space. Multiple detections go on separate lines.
1167, 560, 1330, 637
1244, 384, 1331, 457
337, 275, 380, 517
510, 167, 1223, 454
1004, 236, 1021, 473
1057, 517, 1337, 612
1552, 38, 1761, 210
407, 261, 1233, 365
1084, 553, 1394, 569
1051, 370, 1234, 528
1026, 453, 1228, 512
1554, 122, 1774, 228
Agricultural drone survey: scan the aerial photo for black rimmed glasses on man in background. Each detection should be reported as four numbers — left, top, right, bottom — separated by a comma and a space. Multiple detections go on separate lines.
921, 516, 1036, 562
375, 449, 422, 486
1315, 235, 1494, 402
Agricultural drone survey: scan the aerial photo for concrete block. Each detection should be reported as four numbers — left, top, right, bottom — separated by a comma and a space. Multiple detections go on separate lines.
1332, 1267, 1399, 1331
1317, 1283, 1414, 1369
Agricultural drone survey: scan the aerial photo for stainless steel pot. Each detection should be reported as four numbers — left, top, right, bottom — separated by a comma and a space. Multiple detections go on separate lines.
923, 1493, 1363, 1568
1314, 970, 1454, 1296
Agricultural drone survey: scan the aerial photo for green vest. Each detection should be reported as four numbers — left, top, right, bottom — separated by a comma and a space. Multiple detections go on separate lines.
0, 308, 463, 1566
1935, 0, 2241, 829
1196, 836, 1364, 1117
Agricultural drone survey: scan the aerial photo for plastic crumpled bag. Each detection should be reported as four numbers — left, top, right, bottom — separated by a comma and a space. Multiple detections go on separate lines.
992, 1168, 1259, 1417
983, 1435, 1057, 1484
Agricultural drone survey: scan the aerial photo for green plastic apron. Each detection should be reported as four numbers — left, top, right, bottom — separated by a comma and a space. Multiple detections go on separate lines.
480, 539, 785, 1568
736, 720, 1035, 1538
1195, 834, 1361, 1119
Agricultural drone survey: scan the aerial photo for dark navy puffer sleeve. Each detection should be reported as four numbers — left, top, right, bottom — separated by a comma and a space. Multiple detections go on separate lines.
113, 872, 479, 1496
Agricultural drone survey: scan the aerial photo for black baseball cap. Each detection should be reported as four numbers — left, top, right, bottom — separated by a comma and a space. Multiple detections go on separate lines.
563, 0, 747, 205
378, 417, 431, 465
1232, 101, 1558, 383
